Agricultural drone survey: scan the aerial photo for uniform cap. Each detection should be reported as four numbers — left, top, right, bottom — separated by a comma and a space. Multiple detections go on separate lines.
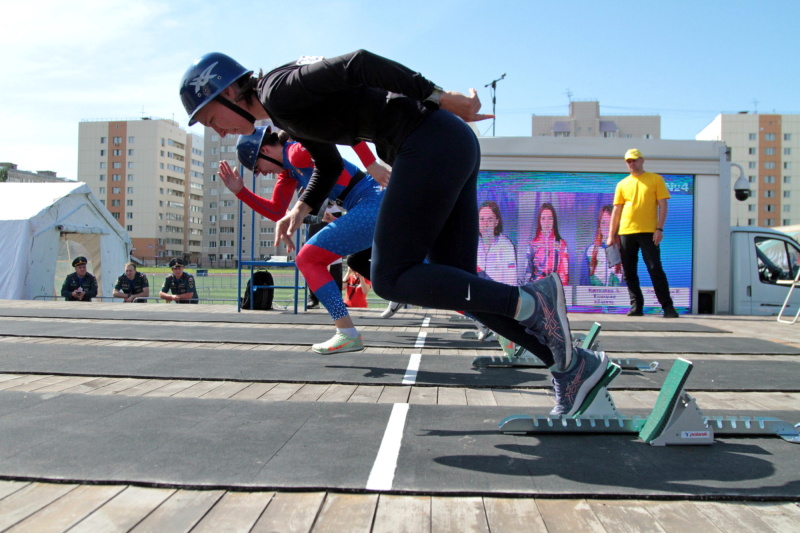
72, 256, 88, 267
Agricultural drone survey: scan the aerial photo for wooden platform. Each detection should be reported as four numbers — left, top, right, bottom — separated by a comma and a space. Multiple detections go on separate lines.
0, 299, 799, 531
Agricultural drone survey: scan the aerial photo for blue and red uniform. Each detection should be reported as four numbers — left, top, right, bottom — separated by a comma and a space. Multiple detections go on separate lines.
235, 141, 383, 321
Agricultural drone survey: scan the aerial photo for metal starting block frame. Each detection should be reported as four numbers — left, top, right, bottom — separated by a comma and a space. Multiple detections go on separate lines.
499, 358, 800, 446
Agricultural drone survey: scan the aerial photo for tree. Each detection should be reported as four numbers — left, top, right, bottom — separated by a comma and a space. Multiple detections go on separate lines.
0, 166, 8, 183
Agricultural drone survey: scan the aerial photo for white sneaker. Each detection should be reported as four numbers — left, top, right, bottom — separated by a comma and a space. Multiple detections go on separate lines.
312, 332, 365, 354
380, 301, 402, 319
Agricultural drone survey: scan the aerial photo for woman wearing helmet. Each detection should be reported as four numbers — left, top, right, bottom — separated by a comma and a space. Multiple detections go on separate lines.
220, 126, 384, 354
180, 50, 615, 417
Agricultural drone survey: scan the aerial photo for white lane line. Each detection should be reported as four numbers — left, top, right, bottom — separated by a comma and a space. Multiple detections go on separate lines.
366, 403, 410, 491
414, 331, 427, 349
422, 317, 430, 327
402, 353, 421, 385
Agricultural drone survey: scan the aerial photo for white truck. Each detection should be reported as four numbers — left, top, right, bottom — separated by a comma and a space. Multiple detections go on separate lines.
731, 226, 800, 316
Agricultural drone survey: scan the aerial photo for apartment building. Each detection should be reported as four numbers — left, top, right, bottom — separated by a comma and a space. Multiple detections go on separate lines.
78, 118, 204, 264
697, 113, 799, 227
532, 100, 661, 140
202, 126, 294, 268
0, 163, 72, 183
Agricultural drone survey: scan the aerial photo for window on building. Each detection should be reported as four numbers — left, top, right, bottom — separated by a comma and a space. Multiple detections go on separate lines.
765, 147, 775, 156
764, 162, 775, 169
764, 176, 775, 184
127, 174, 134, 181
112, 212, 120, 219
112, 187, 121, 194
784, 162, 791, 169
113, 136, 122, 144
128, 149, 134, 156
128, 162, 134, 169
100, 136, 106, 144
765, 133, 776, 141
749, 133, 756, 141
785, 148, 792, 155
748, 205, 756, 212
784, 133, 792, 141
126, 225, 133, 231
111, 199, 120, 206
99, 199, 106, 206
784, 205, 791, 212
784, 191, 791, 198
128, 136, 134, 144
748, 162, 756, 169
100, 149, 106, 156
100, 162, 106, 169
112, 174, 121, 181
747, 218, 756, 225
126, 212, 133, 219
748, 175, 756, 183
99, 187, 105, 194
209, 202, 217, 209
766, 205, 775, 212
748, 148, 756, 155
784, 219, 792, 225
765, 190, 775, 198
112, 149, 121, 156
785, 176, 792, 184
126, 199, 133, 206
112, 162, 122, 169
99, 174, 105, 181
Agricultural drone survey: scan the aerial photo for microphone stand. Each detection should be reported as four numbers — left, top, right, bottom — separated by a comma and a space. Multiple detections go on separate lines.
485, 74, 506, 136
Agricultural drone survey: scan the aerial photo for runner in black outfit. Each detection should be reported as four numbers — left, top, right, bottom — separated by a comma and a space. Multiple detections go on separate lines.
180, 50, 618, 416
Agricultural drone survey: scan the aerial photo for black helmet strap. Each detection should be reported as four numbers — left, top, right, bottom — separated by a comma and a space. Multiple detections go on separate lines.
213, 95, 257, 126
257, 153, 284, 169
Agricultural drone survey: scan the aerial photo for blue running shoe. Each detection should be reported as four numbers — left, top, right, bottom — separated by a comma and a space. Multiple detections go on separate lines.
519, 273, 572, 370
550, 347, 609, 417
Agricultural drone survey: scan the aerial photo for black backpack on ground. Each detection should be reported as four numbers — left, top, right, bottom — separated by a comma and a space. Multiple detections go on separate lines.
242, 270, 274, 310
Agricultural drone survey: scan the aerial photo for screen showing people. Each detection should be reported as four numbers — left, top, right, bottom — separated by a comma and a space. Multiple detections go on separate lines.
477, 170, 693, 313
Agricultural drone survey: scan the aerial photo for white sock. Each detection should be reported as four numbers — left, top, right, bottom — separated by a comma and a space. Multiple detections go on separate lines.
338, 327, 358, 338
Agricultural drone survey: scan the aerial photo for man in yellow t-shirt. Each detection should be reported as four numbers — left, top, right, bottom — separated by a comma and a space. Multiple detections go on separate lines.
607, 149, 678, 318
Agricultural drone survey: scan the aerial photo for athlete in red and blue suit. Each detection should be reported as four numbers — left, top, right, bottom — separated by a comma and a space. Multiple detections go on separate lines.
218, 126, 384, 354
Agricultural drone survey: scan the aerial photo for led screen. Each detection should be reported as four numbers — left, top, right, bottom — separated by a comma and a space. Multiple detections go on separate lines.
477, 171, 694, 314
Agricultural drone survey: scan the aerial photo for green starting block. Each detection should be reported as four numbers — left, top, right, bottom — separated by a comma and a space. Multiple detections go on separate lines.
499, 358, 800, 446
472, 322, 602, 368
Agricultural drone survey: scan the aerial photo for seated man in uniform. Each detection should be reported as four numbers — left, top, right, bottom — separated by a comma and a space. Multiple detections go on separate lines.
113, 262, 150, 303
159, 258, 199, 304
60, 256, 98, 302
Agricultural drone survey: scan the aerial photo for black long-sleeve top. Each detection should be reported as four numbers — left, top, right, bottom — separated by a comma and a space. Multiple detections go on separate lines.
257, 49, 438, 212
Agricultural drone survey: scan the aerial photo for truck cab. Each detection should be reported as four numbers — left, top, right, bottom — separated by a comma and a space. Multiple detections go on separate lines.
731, 226, 800, 316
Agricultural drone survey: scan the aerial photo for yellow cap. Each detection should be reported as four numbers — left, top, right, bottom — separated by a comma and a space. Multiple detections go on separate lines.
624, 148, 643, 160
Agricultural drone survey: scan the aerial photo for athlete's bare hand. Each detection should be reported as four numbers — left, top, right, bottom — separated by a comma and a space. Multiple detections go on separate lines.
366, 160, 391, 187
218, 161, 244, 194
440, 88, 494, 123
275, 201, 313, 253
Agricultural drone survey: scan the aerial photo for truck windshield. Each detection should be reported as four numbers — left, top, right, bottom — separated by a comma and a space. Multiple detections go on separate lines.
755, 237, 800, 284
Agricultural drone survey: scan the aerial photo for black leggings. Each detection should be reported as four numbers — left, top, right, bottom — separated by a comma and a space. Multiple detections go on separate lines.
371, 110, 553, 365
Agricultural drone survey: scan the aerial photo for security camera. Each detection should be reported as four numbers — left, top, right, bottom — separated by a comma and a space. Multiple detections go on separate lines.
733, 175, 750, 202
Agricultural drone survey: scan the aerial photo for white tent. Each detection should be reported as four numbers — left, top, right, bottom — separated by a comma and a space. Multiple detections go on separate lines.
0, 182, 131, 300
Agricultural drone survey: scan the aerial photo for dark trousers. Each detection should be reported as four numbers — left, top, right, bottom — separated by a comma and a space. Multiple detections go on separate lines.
619, 233, 674, 311
371, 110, 553, 365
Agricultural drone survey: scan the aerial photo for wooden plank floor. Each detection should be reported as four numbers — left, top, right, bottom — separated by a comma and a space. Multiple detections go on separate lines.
0, 302, 799, 532
1, 480, 799, 532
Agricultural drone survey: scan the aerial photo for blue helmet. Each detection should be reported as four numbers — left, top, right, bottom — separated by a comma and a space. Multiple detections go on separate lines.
180, 52, 253, 126
237, 126, 284, 172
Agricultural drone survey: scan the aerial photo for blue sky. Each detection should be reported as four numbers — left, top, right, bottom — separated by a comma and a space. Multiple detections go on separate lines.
2, 0, 798, 180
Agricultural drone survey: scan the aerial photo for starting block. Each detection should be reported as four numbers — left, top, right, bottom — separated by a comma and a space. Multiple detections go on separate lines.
499, 358, 800, 446
472, 322, 603, 368
472, 322, 660, 372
